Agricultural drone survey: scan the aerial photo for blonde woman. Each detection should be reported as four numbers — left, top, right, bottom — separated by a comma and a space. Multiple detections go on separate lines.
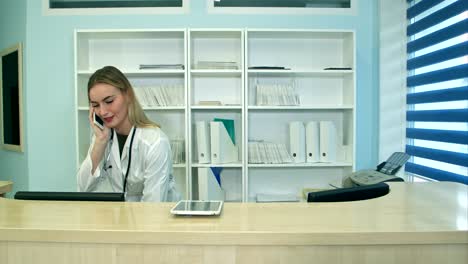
77, 66, 178, 202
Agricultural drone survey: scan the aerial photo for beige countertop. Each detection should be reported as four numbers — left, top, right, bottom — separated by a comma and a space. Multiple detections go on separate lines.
0, 181, 13, 195
0, 182, 467, 246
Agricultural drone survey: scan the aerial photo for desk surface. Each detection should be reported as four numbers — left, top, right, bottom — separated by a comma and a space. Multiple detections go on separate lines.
0, 182, 467, 246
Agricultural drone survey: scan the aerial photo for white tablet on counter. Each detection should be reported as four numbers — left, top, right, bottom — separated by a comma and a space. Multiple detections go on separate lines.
170, 200, 224, 216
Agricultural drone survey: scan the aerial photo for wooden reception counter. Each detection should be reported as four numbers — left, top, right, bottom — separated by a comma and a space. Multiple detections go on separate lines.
0, 181, 13, 197
0, 182, 467, 264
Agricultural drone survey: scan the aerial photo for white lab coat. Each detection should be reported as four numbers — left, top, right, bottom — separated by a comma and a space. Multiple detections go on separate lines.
77, 126, 179, 202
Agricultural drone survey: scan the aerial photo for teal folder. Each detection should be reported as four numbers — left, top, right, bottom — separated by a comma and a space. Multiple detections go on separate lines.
213, 118, 235, 145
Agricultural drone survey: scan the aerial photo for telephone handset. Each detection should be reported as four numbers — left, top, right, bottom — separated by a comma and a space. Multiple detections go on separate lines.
93, 113, 104, 130
343, 152, 410, 187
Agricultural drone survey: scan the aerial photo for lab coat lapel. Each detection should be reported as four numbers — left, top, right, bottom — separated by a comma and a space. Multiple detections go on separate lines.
111, 130, 122, 172
120, 126, 136, 170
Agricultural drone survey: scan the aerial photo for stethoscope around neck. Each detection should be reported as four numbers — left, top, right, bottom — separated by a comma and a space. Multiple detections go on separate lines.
103, 127, 137, 194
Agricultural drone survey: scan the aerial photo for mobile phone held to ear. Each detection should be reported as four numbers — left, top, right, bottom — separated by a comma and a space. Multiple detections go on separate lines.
93, 113, 104, 130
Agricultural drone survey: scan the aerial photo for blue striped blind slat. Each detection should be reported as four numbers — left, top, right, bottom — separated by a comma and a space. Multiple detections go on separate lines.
407, 0, 466, 36
405, 162, 468, 184
407, 0, 445, 19
407, 19, 468, 53
406, 128, 468, 144
407, 109, 468, 122
407, 42, 468, 70
406, 0, 468, 184
407, 86, 468, 104
407, 64, 468, 87
406, 145, 468, 167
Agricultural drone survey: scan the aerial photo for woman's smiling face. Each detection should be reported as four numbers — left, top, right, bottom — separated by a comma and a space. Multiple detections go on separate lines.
89, 83, 130, 132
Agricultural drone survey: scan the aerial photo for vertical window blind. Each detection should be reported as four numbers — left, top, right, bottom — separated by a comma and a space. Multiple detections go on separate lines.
406, 0, 468, 184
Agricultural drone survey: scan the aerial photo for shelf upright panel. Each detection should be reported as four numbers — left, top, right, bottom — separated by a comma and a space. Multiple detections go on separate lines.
188, 29, 245, 202
245, 29, 356, 202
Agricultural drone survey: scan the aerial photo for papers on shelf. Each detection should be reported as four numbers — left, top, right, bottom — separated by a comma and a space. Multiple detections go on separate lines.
133, 85, 184, 107
256, 193, 299, 203
139, 64, 184, 70
170, 139, 185, 164
248, 66, 290, 70
198, 100, 223, 106
194, 61, 239, 70
323, 67, 352, 70
256, 84, 300, 106
248, 141, 293, 164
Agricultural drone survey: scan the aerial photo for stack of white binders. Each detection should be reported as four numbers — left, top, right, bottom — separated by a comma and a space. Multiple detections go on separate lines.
195, 120, 238, 164
289, 121, 337, 163
195, 61, 238, 70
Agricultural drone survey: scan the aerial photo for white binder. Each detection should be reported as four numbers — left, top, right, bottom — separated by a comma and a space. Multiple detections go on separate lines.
210, 121, 238, 164
198, 168, 225, 201
289, 121, 306, 163
305, 121, 320, 163
196, 121, 211, 163
319, 121, 337, 162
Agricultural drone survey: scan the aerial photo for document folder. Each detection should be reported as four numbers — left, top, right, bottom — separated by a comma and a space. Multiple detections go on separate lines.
213, 118, 236, 145
319, 121, 337, 162
210, 121, 238, 164
196, 121, 211, 163
198, 168, 225, 201
289, 121, 306, 163
305, 121, 320, 163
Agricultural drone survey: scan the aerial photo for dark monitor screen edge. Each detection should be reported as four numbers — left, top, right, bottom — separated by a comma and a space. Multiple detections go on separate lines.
14, 191, 125, 202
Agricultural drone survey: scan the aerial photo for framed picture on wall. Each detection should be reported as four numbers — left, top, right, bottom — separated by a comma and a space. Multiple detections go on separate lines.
0, 43, 24, 152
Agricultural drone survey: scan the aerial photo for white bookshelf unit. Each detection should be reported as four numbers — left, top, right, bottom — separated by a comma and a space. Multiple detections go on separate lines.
245, 30, 355, 202
188, 29, 244, 202
74, 29, 189, 198
75, 29, 355, 202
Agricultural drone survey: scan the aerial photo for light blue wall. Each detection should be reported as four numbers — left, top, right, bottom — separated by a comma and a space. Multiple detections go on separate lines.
3, 0, 379, 192
0, 0, 28, 197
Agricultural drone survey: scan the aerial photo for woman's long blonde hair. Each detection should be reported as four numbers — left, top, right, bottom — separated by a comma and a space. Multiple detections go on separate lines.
88, 66, 159, 128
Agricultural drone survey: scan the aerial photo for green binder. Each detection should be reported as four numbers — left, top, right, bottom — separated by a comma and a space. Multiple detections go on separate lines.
213, 118, 235, 145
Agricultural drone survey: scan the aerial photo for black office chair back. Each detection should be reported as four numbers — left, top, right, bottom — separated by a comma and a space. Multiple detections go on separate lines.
307, 183, 389, 202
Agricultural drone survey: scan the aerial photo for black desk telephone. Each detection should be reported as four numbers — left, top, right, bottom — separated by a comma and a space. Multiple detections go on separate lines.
343, 152, 410, 188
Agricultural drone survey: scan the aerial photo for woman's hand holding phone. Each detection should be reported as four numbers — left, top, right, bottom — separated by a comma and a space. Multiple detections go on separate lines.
88, 108, 110, 145
89, 108, 111, 174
